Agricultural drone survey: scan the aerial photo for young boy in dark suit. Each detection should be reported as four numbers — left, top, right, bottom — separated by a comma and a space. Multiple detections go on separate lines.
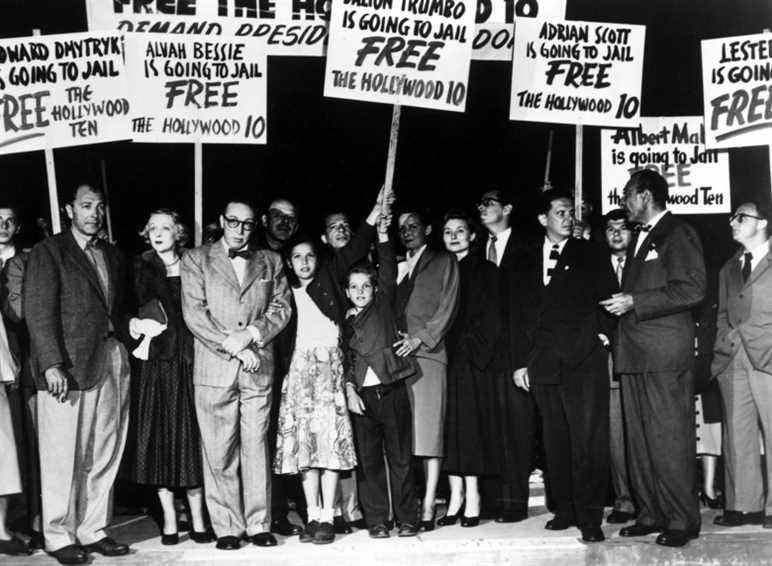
343, 215, 419, 539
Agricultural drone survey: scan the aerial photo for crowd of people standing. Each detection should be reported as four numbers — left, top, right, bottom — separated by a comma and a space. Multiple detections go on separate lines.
1, 169, 771, 563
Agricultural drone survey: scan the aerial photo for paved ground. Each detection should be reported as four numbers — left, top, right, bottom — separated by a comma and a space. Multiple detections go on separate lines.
5, 492, 772, 565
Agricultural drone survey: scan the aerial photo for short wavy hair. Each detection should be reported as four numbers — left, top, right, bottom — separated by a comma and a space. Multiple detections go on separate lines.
139, 208, 190, 249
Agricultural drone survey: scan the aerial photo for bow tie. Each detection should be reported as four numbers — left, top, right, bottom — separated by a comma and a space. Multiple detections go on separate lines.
634, 224, 652, 233
228, 249, 252, 260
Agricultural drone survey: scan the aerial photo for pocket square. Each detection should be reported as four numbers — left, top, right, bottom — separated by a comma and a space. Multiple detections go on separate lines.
645, 249, 659, 261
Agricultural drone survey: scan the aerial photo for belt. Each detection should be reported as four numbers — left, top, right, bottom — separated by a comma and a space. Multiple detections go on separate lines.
361, 381, 400, 400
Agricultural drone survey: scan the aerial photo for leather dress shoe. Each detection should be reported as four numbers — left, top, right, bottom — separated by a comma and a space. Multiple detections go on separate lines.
655, 529, 698, 547
300, 521, 319, 543
161, 533, 179, 545
28, 530, 45, 550
83, 537, 129, 556
714, 510, 763, 527
313, 522, 335, 545
496, 511, 527, 523
368, 524, 390, 539
215, 535, 241, 550
398, 523, 419, 537
619, 523, 663, 537
0, 536, 33, 556
460, 516, 480, 528
581, 527, 605, 542
49, 544, 88, 565
333, 516, 352, 534
250, 532, 277, 547
606, 510, 635, 524
271, 517, 303, 536
545, 514, 575, 530
189, 530, 215, 543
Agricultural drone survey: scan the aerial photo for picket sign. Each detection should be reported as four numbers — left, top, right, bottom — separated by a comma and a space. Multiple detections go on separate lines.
575, 126, 583, 221
100, 159, 114, 242
32, 28, 62, 235
383, 104, 401, 215
767, 28, 772, 202
194, 142, 203, 246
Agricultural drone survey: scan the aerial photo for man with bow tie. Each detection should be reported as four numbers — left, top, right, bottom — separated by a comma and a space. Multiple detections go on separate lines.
511, 191, 616, 542
181, 200, 292, 550
711, 200, 772, 529
601, 170, 706, 547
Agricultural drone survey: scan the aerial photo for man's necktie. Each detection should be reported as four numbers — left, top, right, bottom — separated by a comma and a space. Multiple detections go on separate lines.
228, 249, 253, 260
487, 235, 498, 265
615, 256, 625, 285
742, 252, 753, 283
85, 241, 109, 301
546, 244, 560, 283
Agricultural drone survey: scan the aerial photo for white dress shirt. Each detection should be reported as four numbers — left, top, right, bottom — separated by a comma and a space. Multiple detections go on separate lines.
0, 245, 15, 269
542, 236, 569, 286
742, 239, 770, 273
486, 227, 511, 267
397, 244, 427, 284
633, 209, 668, 255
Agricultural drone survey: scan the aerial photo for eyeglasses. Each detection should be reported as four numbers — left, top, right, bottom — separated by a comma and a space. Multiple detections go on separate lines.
729, 212, 764, 224
268, 210, 297, 224
223, 216, 257, 232
478, 197, 503, 208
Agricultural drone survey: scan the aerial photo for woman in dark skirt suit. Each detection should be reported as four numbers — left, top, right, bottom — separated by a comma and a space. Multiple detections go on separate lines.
127, 209, 211, 545
438, 211, 503, 527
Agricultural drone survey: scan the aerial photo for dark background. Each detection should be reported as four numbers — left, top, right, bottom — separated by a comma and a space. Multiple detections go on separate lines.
1, 0, 771, 270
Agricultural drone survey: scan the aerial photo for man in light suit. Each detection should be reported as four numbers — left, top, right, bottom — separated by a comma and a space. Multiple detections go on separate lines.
25, 184, 133, 565
181, 200, 291, 550
601, 169, 706, 547
712, 200, 772, 528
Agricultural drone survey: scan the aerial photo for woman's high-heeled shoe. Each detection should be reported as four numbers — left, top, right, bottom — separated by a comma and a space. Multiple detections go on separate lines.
419, 507, 436, 532
161, 533, 179, 545
460, 516, 480, 528
437, 513, 459, 526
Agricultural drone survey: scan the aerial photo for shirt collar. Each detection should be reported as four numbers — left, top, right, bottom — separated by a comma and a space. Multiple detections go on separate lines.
407, 244, 427, 262
222, 238, 248, 257
71, 228, 96, 251
743, 239, 770, 262
0, 245, 16, 263
644, 209, 668, 232
489, 226, 511, 243
543, 235, 569, 254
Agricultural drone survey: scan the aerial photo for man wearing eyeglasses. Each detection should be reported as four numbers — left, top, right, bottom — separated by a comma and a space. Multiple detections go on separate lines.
712, 200, 772, 529
600, 169, 706, 548
260, 199, 299, 252
476, 188, 536, 525
181, 200, 292, 550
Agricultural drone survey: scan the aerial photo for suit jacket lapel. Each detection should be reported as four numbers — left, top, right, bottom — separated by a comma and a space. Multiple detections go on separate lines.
63, 232, 108, 309
547, 238, 574, 292
210, 238, 241, 291
240, 253, 268, 296
746, 251, 771, 288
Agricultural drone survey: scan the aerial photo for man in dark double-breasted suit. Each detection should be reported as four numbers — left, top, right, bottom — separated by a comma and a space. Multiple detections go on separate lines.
511, 192, 616, 542
602, 169, 706, 548
25, 185, 134, 565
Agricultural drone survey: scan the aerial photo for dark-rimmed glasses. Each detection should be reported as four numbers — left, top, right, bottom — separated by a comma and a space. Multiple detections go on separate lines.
223, 216, 257, 232
729, 212, 764, 224
478, 197, 503, 208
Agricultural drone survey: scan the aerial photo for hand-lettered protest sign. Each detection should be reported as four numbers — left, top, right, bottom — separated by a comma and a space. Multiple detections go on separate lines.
124, 34, 266, 144
324, 0, 475, 112
86, 0, 327, 56
509, 19, 645, 128
600, 117, 730, 215
701, 33, 772, 149
0, 31, 130, 155
473, 0, 565, 61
